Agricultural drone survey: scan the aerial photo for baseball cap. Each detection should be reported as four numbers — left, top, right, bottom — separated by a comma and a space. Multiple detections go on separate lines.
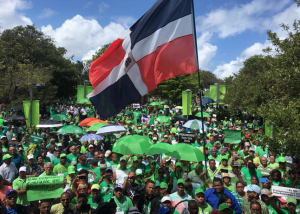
70, 161, 77, 166
57, 143, 62, 147
132, 156, 138, 162
11, 137, 16, 141
158, 206, 170, 214
136, 169, 143, 176
153, 137, 157, 140
155, 181, 160, 187
0, 136, 6, 139
177, 178, 185, 185
114, 185, 123, 190
244, 142, 250, 147
78, 155, 87, 161
60, 154, 67, 158
164, 135, 168, 138
218, 203, 229, 211
286, 198, 297, 205
161, 196, 171, 203
246, 185, 261, 194
195, 188, 204, 195
68, 166, 76, 174
5, 189, 17, 197
105, 150, 111, 158
175, 162, 182, 167
261, 188, 270, 196
105, 168, 113, 173
150, 160, 156, 164
278, 157, 286, 163
19, 166, 26, 172
137, 155, 143, 159
91, 184, 100, 190
18, 147, 23, 151
2, 154, 12, 161
232, 161, 239, 167
163, 155, 171, 162
120, 156, 127, 161
100, 164, 107, 169
88, 144, 94, 148
160, 182, 168, 189
249, 147, 255, 152
222, 173, 230, 178
27, 154, 34, 160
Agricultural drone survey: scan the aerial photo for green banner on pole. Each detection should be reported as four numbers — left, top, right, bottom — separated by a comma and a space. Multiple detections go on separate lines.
30, 135, 43, 145
86, 86, 93, 96
23, 100, 40, 127
77, 85, 84, 103
182, 91, 192, 116
209, 85, 217, 101
26, 176, 64, 201
224, 130, 241, 144
219, 85, 226, 100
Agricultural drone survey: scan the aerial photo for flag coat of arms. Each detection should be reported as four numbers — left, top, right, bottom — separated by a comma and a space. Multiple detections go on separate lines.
88, 0, 197, 118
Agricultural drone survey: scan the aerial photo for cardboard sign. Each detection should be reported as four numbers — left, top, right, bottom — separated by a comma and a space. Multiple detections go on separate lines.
179, 133, 196, 144
26, 176, 64, 201
272, 185, 300, 199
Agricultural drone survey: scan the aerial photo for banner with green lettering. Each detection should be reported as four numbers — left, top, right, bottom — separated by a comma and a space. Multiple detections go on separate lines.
182, 91, 192, 116
23, 100, 39, 127
26, 176, 64, 201
224, 130, 241, 144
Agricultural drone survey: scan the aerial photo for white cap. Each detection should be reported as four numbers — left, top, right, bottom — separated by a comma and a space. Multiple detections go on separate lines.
88, 144, 94, 148
213, 114, 217, 117
11, 137, 17, 141
153, 137, 157, 140
57, 143, 62, 147
19, 166, 26, 172
249, 147, 255, 152
161, 196, 171, 203
27, 154, 34, 159
105, 150, 111, 158
0, 136, 6, 139
11, 125, 15, 128
164, 135, 168, 138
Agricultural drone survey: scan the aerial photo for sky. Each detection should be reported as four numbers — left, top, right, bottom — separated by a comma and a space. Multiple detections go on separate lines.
0, 0, 299, 79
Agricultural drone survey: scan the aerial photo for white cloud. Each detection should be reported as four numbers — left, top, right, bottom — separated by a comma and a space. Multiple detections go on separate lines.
196, 32, 217, 70
112, 16, 136, 29
196, 0, 290, 38
38, 8, 56, 19
0, 0, 32, 31
41, 15, 126, 59
98, 2, 109, 13
84, 1, 93, 8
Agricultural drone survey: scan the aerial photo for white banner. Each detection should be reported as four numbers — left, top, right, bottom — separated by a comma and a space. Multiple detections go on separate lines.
133, 103, 140, 108
272, 185, 300, 199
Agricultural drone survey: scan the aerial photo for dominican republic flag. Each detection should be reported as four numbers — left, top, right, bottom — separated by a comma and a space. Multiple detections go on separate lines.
88, 0, 197, 118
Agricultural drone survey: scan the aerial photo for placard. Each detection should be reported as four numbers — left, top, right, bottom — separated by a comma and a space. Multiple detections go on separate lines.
272, 185, 300, 199
26, 176, 64, 201
179, 133, 195, 144
133, 103, 140, 108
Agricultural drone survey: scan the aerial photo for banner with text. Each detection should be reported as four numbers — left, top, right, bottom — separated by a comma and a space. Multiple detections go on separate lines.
26, 176, 64, 201
272, 186, 300, 199
179, 133, 196, 144
224, 130, 241, 144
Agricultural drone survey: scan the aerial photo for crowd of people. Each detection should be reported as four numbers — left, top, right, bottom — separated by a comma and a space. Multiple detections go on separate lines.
0, 98, 299, 214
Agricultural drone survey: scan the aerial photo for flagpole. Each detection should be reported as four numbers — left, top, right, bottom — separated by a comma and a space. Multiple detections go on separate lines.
191, 0, 207, 170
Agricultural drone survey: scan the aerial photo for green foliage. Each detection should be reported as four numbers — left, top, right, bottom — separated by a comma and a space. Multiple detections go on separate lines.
224, 18, 300, 156
0, 25, 83, 106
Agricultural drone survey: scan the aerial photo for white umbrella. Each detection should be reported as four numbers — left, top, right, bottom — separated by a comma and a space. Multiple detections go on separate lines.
96, 124, 126, 135
183, 119, 207, 130
36, 120, 63, 128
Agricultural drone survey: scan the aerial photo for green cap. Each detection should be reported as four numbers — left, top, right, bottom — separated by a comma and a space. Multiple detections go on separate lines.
132, 156, 138, 162
175, 162, 182, 167
137, 155, 143, 159
278, 157, 286, 163
195, 188, 204, 195
155, 181, 160, 187
150, 160, 156, 164
60, 154, 67, 158
68, 166, 76, 174
2, 154, 12, 161
221, 155, 228, 160
286, 198, 297, 205
177, 178, 185, 185
120, 156, 127, 161
148, 132, 153, 135
218, 203, 229, 211
160, 182, 168, 189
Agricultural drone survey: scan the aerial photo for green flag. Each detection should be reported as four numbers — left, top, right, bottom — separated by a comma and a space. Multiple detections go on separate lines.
209, 85, 217, 101
77, 85, 84, 103
182, 91, 192, 116
23, 100, 40, 127
86, 86, 93, 95
149, 114, 154, 125
224, 130, 241, 144
218, 85, 226, 100
265, 120, 273, 138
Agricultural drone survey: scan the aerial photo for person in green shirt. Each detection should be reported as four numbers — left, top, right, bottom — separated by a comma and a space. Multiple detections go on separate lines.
12, 166, 29, 206
217, 155, 232, 173
51, 150, 61, 167
77, 155, 91, 171
222, 173, 235, 192
242, 162, 262, 185
67, 145, 79, 163
53, 154, 70, 174
268, 155, 279, 170
99, 169, 114, 202
88, 184, 102, 210
194, 188, 213, 214
208, 147, 221, 162
39, 162, 56, 177
112, 185, 133, 213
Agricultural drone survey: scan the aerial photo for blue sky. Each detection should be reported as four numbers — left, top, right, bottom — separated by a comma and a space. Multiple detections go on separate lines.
0, 0, 299, 78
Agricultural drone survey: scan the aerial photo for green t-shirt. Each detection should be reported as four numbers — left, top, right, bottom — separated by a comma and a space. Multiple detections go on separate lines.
77, 163, 92, 171
241, 168, 262, 185
225, 184, 235, 192
67, 153, 79, 163
80, 146, 88, 154
113, 195, 133, 213
99, 181, 114, 202
92, 167, 101, 177
198, 202, 213, 214
268, 162, 279, 170
53, 163, 70, 174
51, 158, 61, 167
88, 196, 102, 209
12, 177, 29, 205
267, 205, 278, 214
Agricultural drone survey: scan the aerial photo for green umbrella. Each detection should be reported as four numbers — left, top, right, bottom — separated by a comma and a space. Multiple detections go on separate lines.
57, 125, 83, 134
195, 112, 211, 118
146, 143, 178, 156
87, 123, 107, 132
155, 116, 171, 124
166, 143, 204, 162
159, 101, 165, 104
149, 102, 161, 106
50, 114, 70, 121
112, 135, 152, 155
77, 98, 91, 104
164, 105, 169, 109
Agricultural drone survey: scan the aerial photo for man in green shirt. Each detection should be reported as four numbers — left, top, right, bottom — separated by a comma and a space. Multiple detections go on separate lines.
112, 185, 133, 213
99, 168, 114, 202
242, 184, 269, 214
12, 166, 29, 206
39, 162, 56, 177
88, 184, 102, 210
278, 157, 291, 182
67, 145, 79, 163
53, 154, 70, 175
194, 188, 213, 214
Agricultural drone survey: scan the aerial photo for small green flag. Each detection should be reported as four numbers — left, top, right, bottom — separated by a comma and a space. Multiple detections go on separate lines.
23, 100, 40, 127
182, 91, 192, 116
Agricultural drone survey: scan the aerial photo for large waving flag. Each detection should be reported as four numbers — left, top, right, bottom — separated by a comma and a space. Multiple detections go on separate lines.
88, 0, 197, 118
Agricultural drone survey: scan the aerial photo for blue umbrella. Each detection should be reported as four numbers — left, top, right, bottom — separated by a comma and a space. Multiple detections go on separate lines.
201, 97, 214, 105
79, 134, 103, 141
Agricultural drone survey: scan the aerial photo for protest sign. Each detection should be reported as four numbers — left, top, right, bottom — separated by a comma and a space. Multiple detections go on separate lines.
133, 103, 140, 108
224, 130, 241, 144
179, 133, 195, 144
30, 135, 43, 145
272, 185, 300, 199
26, 176, 64, 201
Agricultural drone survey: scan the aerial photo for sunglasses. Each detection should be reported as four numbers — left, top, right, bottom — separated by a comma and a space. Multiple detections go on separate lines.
61, 198, 70, 201
7, 195, 17, 200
